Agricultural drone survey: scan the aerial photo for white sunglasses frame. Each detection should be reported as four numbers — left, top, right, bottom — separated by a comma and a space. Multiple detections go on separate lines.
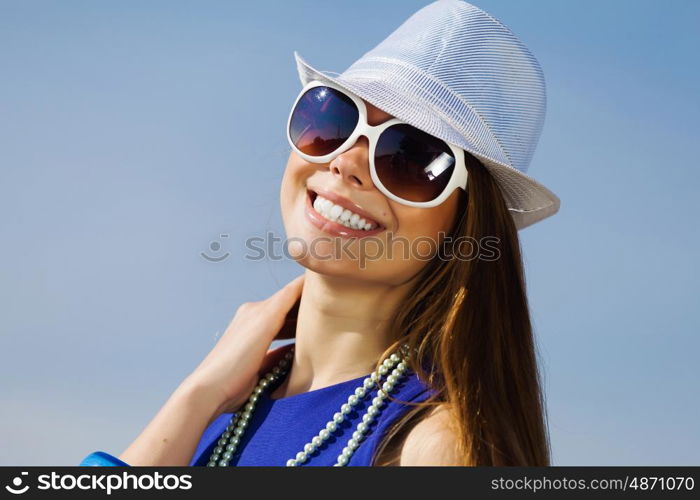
286, 80, 468, 208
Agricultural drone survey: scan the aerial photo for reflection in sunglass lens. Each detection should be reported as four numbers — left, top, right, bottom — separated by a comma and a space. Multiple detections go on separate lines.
289, 86, 359, 157
375, 124, 455, 202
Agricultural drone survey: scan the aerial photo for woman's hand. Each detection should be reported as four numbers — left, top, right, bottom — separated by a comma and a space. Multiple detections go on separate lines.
183, 274, 304, 417
118, 274, 304, 466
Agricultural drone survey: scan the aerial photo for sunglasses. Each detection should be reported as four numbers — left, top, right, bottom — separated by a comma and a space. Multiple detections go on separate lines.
286, 80, 468, 208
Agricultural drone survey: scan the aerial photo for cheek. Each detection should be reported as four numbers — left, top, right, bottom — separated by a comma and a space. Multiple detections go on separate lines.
397, 223, 446, 262
280, 154, 298, 199
280, 154, 308, 223
393, 208, 454, 253
386, 195, 460, 266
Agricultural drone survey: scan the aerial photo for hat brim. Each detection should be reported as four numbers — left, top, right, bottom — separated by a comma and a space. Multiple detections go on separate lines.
293, 51, 560, 230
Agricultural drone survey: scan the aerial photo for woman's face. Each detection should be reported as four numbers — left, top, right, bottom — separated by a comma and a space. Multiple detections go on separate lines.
280, 98, 462, 286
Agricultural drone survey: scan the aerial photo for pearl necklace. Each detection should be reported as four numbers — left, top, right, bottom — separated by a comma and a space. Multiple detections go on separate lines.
207, 344, 411, 467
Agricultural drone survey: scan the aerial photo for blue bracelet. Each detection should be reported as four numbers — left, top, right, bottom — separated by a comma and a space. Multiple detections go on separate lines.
79, 451, 130, 467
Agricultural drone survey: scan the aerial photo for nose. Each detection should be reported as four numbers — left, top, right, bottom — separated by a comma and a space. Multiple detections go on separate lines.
329, 135, 373, 189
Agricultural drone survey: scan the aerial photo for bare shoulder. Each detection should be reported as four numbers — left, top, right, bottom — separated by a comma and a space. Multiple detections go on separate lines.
397, 403, 463, 466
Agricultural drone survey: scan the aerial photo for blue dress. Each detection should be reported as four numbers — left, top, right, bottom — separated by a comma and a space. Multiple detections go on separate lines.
80, 368, 436, 467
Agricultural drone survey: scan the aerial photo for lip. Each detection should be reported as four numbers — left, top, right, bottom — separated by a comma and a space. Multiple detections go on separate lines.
305, 188, 386, 239
311, 187, 384, 227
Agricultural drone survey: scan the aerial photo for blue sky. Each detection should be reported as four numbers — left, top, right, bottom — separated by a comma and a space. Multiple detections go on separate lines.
1, 0, 698, 465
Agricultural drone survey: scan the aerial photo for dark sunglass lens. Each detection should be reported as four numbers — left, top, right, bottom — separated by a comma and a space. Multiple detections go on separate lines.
289, 86, 359, 157
374, 124, 456, 202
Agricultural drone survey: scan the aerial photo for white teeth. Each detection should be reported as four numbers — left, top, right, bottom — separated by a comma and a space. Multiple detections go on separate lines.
311, 193, 378, 231
329, 204, 343, 220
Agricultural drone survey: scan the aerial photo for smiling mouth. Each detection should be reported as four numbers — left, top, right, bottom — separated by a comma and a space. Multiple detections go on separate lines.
307, 189, 383, 232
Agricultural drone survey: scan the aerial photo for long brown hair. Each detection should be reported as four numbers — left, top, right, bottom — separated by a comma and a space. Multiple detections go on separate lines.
371, 153, 551, 466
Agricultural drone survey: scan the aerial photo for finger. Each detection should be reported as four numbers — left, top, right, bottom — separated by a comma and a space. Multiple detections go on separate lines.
274, 314, 297, 340
268, 274, 305, 311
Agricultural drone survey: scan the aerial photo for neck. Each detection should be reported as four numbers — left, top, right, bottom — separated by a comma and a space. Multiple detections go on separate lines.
271, 269, 414, 399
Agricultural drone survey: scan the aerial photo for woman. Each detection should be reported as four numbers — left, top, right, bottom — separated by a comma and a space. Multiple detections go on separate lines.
80, 0, 560, 467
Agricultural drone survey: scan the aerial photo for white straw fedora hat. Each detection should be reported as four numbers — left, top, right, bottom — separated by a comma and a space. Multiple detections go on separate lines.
293, 0, 560, 230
